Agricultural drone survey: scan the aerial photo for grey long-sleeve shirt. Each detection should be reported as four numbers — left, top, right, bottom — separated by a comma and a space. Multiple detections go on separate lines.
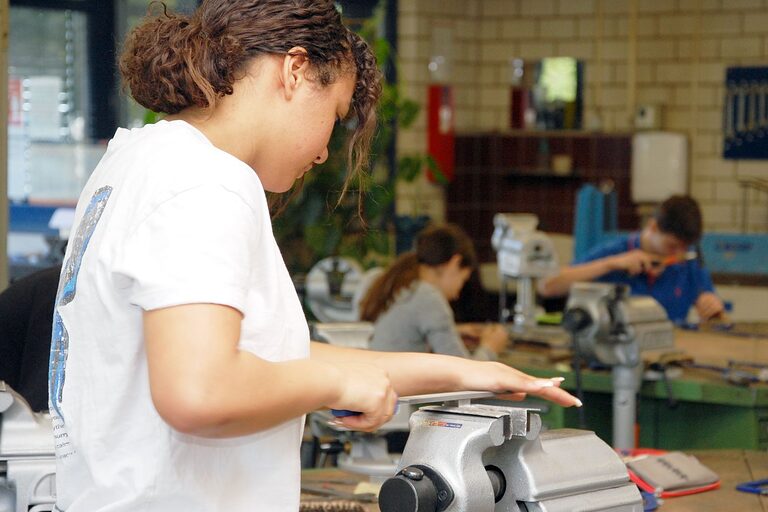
369, 280, 495, 360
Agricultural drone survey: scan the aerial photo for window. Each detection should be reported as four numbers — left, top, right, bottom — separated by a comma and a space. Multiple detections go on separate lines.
8, 6, 95, 201
6, 0, 197, 280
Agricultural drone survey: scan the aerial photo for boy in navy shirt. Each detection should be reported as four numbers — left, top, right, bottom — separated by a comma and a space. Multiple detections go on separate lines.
539, 196, 724, 324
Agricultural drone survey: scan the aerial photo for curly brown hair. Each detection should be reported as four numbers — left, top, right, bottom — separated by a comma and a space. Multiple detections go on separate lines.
119, 0, 381, 182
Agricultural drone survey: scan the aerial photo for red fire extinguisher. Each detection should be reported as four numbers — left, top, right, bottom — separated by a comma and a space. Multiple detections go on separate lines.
427, 84, 455, 183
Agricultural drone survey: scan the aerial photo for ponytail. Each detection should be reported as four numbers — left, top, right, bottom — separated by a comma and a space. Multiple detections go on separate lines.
359, 252, 419, 322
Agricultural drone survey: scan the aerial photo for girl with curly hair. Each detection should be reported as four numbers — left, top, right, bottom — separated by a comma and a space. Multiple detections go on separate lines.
49, 2, 579, 510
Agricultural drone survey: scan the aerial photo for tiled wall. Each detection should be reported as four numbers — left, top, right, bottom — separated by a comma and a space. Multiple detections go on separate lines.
397, 0, 768, 233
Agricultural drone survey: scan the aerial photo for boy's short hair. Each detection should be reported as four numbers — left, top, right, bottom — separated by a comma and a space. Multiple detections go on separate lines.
655, 195, 703, 245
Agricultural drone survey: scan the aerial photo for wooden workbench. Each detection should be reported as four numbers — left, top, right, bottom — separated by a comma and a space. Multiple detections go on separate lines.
672, 450, 768, 512
301, 450, 768, 511
300, 329, 768, 509
673, 327, 768, 366
500, 328, 768, 450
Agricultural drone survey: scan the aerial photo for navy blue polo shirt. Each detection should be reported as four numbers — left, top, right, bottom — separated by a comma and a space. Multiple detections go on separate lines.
574, 232, 715, 324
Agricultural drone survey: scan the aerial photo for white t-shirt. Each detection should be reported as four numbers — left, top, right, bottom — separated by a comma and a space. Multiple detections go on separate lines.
49, 120, 310, 511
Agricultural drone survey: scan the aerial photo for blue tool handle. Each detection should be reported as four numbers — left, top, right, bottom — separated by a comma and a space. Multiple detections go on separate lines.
640, 490, 659, 511
736, 479, 768, 494
331, 403, 400, 417
331, 409, 361, 417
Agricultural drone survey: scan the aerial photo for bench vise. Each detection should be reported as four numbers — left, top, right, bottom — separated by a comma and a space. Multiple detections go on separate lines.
379, 393, 642, 512
0, 382, 56, 512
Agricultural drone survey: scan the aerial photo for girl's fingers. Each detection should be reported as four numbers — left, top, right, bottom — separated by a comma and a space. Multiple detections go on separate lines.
532, 386, 583, 407
522, 377, 565, 390
337, 413, 392, 432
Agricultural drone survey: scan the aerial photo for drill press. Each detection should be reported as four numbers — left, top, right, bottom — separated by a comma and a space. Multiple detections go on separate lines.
491, 214, 558, 332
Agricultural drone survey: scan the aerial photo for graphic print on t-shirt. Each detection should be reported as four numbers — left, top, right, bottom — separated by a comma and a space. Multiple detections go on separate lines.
49, 186, 112, 441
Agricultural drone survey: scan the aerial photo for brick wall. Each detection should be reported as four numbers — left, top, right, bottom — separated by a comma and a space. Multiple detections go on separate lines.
397, 0, 768, 233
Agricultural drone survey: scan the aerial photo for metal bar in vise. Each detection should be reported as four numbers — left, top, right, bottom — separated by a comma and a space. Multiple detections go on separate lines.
333, 391, 496, 417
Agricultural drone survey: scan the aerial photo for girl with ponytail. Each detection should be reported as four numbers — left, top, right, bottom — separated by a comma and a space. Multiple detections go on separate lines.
361, 224, 508, 360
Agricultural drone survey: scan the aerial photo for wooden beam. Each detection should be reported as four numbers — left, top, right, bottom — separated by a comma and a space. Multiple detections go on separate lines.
0, 0, 9, 290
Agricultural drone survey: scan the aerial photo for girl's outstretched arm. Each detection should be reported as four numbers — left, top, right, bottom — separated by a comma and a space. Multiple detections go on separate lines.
310, 342, 581, 408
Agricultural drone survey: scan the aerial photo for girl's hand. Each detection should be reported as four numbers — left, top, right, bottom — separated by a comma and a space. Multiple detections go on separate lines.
459, 361, 582, 408
479, 324, 509, 355
326, 362, 398, 432
457, 323, 484, 337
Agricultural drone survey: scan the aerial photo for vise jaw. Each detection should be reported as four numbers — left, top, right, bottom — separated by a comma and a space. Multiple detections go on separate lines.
379, 399, 642, 512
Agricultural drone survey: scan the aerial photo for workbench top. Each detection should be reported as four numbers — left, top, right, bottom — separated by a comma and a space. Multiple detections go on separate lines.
501, 328, 768, 408
674, 327, 768, 366
671, 450, 768, 512
301, 450, 768, 511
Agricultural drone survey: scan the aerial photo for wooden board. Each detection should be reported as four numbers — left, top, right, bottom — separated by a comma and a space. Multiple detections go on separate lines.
301, 469, 378, 512
675, 329, 768, 367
